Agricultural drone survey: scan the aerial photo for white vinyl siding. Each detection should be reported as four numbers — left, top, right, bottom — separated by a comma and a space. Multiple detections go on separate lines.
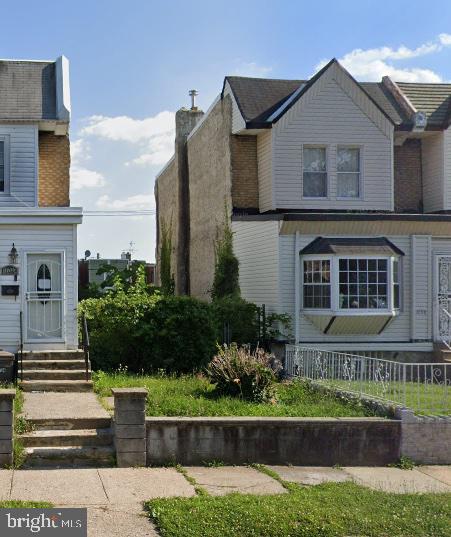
0, 125, 37, 207
444, 127, 451, 210
222, 81, 246, 134
232, 220, 279, 312
271, 65, 393, 211
422, 133, 444, 213
257, 131, 274, 212
0, 224, 77, 350
411, 235, 431, 341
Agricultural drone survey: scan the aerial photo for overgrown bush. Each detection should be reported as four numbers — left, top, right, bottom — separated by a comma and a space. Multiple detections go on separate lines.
206, 344, 282, 402
79, 267, 216, 373
210, 297, 259, 345
211, 215, 240, 300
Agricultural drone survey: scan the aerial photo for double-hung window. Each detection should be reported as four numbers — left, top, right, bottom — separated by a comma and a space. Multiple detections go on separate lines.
0, 140, 4, 192
303, 147, 327, 198
302, 256, 401, 312
337, 146, 360, 198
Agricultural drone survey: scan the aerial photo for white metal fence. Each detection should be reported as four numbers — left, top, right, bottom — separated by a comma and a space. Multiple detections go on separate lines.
285, 345, 450, 416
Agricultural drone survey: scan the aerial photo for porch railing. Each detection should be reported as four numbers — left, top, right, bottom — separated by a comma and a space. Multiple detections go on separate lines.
285, 345, 450, 416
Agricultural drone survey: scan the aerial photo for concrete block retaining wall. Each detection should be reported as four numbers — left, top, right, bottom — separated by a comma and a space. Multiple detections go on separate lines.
0, 389, 15, 467
145, 417, 401, 466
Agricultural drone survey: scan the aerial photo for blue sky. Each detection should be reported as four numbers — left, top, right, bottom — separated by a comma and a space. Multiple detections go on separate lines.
2, 1, 451, 261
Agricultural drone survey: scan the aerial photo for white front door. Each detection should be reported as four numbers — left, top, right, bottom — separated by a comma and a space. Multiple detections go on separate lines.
25, 253, 63, 341
435, 255, 451, 343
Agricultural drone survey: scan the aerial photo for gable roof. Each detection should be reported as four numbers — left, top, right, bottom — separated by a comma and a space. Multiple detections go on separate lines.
222, 60, 451, 131
299, 236, 405, 256
0, 59, 65, 121
223, 76, 305, 126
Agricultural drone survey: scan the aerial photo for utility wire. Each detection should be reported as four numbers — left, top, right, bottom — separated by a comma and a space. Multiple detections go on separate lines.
83, 210, 155, 216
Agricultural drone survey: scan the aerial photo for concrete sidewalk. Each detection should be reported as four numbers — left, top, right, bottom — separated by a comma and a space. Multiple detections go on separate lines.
0, 465, 449, 536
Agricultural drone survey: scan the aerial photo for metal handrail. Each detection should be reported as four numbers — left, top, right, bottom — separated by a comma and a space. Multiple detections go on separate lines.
81, 314, 90, 381
19, 311, 23, 382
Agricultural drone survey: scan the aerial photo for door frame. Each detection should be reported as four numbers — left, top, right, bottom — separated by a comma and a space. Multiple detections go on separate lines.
21, 249, 66, 344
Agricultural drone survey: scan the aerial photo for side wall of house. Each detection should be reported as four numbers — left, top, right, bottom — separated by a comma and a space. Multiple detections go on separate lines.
38, 133, 70, 207
422, 133, 444, 213
154, 158, 178, 287
232, 220, 280, 312
231, 135, 259, 209
187, 97, 233, 300
0, 224, 77, 350
271, 66, 393, 211
0, 125, 38, 207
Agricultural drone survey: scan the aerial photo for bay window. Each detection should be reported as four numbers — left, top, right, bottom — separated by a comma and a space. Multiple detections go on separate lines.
302, 255, 401, 313
303, 146, 327, 198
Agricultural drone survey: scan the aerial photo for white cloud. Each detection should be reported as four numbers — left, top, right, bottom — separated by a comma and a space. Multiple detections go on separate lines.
80, 111, 175, 168
232, 60, 272, 78
315, 33, 451, 82
96, 193, 155, 211
70, 138, 107, 190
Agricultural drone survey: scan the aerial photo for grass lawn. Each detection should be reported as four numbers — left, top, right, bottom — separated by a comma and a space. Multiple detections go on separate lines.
93, 372, 375, 417
146, 481, 451, 537
322, 379, 449, 415
0, 501, 52, 508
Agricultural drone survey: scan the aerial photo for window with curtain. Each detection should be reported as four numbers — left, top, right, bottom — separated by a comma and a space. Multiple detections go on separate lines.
0, 141, 4, 192
303, 259, 331, 308
337, 147, 360, 198
303, 147, 327, 197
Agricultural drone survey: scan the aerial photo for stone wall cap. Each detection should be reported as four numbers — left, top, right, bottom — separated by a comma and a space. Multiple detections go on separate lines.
0, 352, 15, 359
145, 416, 397, 424
0, 389, 16, 398
112, 388, 148, 397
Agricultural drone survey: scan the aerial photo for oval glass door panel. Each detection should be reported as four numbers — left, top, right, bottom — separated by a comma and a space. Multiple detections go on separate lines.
26, 254, 63, 340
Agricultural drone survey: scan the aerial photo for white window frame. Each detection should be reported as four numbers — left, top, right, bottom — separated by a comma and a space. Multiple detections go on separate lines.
302, 145, 329, 199
301, 254, 401, 316
0, 135, 10, 195
336, 145, 363, 201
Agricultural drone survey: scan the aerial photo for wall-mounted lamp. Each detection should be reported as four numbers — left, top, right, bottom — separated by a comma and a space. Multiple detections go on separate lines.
9, 243, 18, 265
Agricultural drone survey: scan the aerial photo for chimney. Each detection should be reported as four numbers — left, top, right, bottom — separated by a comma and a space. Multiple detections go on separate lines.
175, 92, 204, 295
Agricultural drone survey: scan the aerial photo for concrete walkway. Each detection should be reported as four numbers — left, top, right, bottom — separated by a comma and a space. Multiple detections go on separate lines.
22, 392, 109, 421
0, 466, 450, 535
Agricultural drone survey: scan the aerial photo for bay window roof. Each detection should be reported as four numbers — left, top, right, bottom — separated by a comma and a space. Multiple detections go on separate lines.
299, 237, 405, 257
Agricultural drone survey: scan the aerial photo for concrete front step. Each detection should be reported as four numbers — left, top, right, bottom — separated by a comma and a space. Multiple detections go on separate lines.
20, 380, 93, 392
20, 428, 113, 448
22, 360, 89, 370
21, 370, 92, 381
22, 350, 86, 361
23, 446, 115, 468
28, 417, 112, 431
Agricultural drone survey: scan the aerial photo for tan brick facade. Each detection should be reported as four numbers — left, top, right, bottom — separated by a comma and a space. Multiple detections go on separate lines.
394, 139, 422, 212
38, 132, 70, 207
231, 135, 258, 209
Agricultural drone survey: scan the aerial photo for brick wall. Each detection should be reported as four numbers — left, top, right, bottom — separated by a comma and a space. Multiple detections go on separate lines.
231, 135, 258, 209
38, 132, 70, 207
397, 409, 451, 464
394, 139, 422, 212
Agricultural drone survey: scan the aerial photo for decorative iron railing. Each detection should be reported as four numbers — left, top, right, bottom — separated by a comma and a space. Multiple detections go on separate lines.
440, 307, 451, 350
285, 345, 450, 415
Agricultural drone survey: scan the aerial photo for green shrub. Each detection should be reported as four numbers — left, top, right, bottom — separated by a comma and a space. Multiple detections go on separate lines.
210, 297, 259, 345
79, 269, 216, 373
211, 216, 240, 300
206, 344, 281, 402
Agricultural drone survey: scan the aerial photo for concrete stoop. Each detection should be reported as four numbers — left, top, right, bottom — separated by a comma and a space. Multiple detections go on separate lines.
19, 350, 93, 392
20, 417, 114, 469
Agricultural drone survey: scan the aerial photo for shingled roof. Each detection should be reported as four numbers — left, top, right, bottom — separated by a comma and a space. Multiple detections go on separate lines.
223, 65, 451, 130
0, 60, 57, 120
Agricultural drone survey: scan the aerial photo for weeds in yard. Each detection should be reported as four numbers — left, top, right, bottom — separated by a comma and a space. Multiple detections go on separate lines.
389, 456, 417, 470
203, 460, 225, 468
174, 464, 209, 497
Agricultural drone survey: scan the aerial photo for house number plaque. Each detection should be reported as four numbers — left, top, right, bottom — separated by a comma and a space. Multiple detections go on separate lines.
1, 265, 18, 276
